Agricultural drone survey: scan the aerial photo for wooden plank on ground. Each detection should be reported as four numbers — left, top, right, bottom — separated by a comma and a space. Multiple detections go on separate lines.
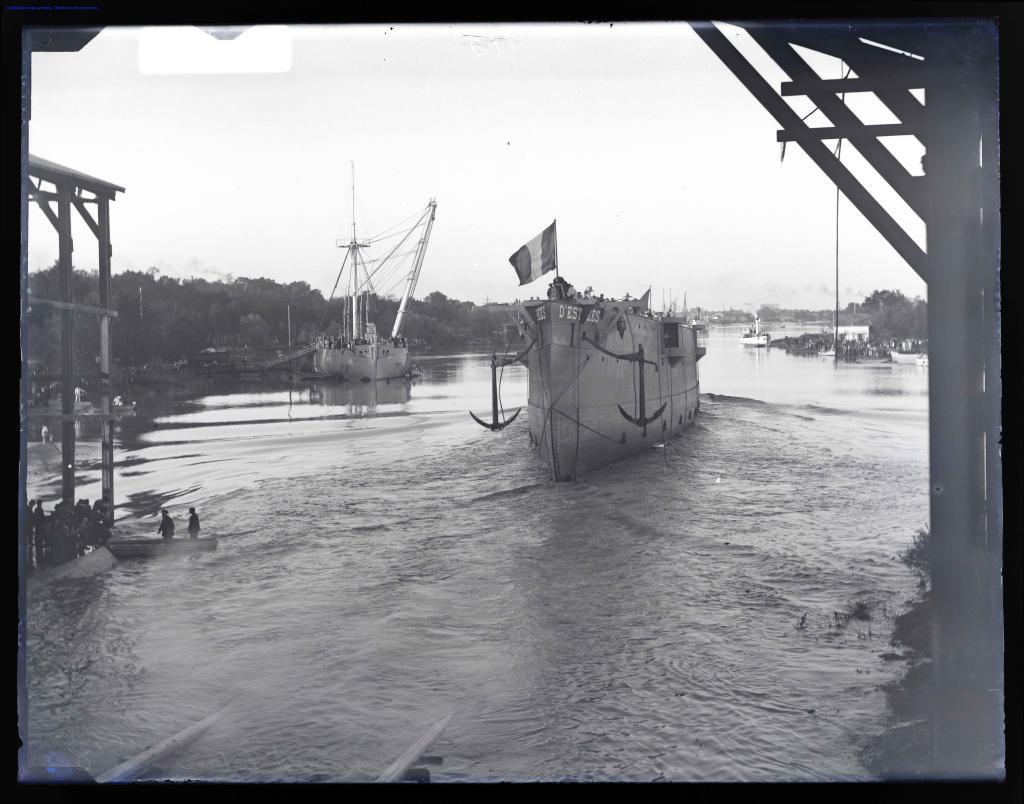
95, 708, 224, 783
375, 713, 453, 783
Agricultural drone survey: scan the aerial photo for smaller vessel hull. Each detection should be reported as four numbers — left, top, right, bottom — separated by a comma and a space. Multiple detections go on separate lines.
314, 344, 411, 381
739, 318, 770, 347
106, 538, 218, 559
889, 351, 925, 364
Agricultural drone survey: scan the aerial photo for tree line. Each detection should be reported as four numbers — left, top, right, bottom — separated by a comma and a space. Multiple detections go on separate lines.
757, 289, 927, 340
24, 265, 514, 371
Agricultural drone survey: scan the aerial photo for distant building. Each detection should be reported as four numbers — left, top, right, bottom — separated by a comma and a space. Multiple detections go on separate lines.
838, 325, 871, 341
822, 312, 873, 341
480, 302, 515, 313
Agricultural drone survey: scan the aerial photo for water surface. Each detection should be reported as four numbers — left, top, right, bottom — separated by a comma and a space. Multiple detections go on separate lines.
25, 324, 929, 781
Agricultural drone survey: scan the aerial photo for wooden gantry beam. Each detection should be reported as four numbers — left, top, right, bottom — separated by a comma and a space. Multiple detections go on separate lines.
775, 123, 916, 141
689, 22, 928, 281
747, 27, 927, 218
27, 296, 119, 318
761, 26, 929, 138
780, 75, 925, 94
692, 19, 1002, 777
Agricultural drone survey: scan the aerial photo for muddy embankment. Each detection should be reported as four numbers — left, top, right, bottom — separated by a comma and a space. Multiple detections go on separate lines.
860, 591, 935, 778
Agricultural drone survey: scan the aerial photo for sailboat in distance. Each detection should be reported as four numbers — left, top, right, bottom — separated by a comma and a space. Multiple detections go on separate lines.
314, 164, 437, 381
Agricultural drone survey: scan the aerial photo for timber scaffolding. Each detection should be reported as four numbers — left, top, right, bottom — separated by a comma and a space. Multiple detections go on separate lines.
24, 154, 126, 520
692, 21, 1001, 775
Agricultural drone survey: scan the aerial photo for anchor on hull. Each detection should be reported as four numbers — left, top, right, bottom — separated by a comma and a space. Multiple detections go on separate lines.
581, 335, 665, 438
469, 342, 533, 431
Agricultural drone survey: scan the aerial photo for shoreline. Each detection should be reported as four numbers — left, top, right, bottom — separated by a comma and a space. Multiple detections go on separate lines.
861, 588, 1006, 780
860, 591, 936, 778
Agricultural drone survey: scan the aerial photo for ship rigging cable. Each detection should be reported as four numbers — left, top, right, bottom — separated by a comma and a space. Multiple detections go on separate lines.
319, 202, 432, 334
355, 205, 431, 294
317, 248, 351, 332
496, 326, 513, 428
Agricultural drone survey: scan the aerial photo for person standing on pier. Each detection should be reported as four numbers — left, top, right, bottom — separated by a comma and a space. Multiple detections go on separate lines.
188, 507, 200, 540
26, 500, 37, 568
32, 501, 47, 567
158, 509, 175, 542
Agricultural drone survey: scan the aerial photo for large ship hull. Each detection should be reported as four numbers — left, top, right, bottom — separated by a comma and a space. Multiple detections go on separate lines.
519, 298, 702, 481
313, 343, 411, 381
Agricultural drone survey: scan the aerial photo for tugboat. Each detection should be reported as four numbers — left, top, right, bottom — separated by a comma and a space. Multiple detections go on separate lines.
739, 316, 770, 347
472, 221, 706, 481
314, 164, 436, 381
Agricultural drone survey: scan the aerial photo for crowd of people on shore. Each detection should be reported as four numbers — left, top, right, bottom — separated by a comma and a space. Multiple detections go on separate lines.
29, 379, 91, 406
25, 497, 112, 570
775, 333, 927, 360
833, 339, 891, 359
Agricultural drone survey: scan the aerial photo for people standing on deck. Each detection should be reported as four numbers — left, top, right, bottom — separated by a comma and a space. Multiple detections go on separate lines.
188, 507, 200, 540
158, 509, 175, 542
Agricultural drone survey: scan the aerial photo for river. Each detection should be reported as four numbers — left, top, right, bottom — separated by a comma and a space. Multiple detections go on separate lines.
23, 323, 930, 781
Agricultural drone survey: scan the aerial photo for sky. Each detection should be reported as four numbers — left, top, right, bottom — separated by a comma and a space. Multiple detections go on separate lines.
26, 22, 930, 311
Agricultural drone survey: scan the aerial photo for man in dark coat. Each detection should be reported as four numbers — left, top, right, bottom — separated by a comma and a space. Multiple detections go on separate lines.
158, 509, 175, 542
32, 501, 47, 567
187, 507, 200, 540
26, 500, 37, 567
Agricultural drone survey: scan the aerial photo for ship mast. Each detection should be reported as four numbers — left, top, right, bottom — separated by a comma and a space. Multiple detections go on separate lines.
342, 162, 369, 341
391, 199, 437, 339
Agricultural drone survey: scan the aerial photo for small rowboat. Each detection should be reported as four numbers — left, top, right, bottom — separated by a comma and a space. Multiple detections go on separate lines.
105, 537, 218, 560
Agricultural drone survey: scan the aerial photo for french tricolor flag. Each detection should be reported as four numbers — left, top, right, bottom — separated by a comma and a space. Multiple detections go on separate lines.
508, 220, 557, 286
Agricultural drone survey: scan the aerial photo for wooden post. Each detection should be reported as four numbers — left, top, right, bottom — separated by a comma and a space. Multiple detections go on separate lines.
98, 196, 114, 524
978, 26, 1003, 746
924, 22, 1001, 775
57, 183, 75, 508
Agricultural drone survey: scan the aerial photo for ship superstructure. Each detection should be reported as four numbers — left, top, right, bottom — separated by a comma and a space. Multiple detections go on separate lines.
314, 164, 436, 381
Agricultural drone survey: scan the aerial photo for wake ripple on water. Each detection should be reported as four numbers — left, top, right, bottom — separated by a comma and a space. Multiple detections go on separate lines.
24, 355, 929, 781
